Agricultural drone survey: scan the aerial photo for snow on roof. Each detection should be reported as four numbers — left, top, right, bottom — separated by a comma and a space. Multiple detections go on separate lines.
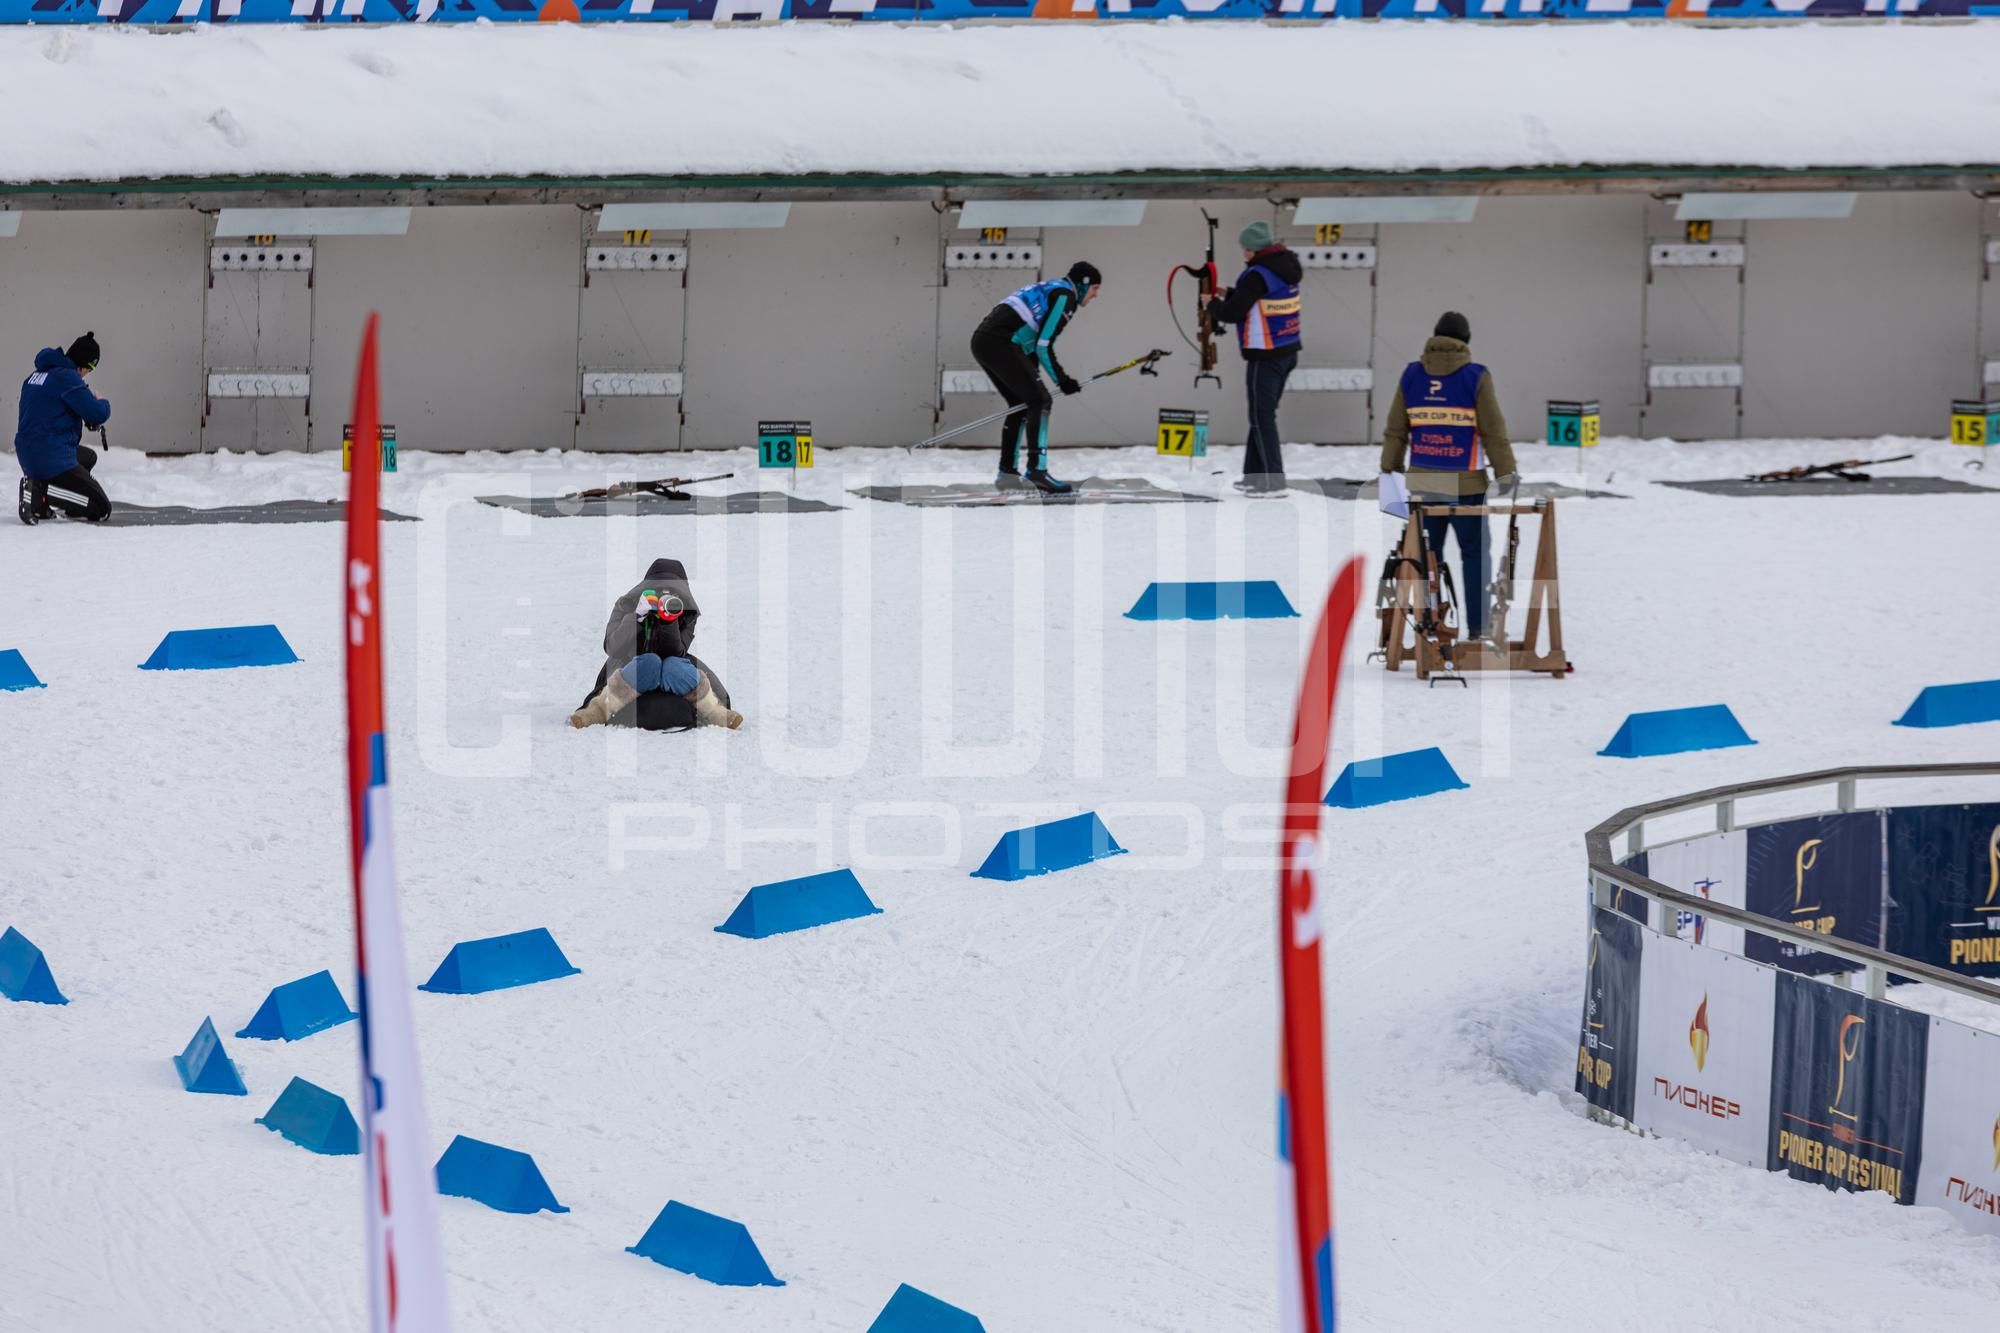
4, 21, 1997, 187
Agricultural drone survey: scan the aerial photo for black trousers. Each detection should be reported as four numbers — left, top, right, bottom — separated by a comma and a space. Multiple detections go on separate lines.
971, 311, 1052, 473
1243, 349, 1296, 489
30, 443, 112, 522
1416, 489, 1490, 638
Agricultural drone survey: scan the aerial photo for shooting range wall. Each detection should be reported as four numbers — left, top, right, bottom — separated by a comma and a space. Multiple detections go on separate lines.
2, 190, 1995, 454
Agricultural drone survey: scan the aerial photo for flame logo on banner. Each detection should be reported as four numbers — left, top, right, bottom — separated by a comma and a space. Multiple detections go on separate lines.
1829, 1014, 1865, 1124
1689, 995, 1710, 1073
1792, 838, 1824, 916
1991, 1114, 1998, 1171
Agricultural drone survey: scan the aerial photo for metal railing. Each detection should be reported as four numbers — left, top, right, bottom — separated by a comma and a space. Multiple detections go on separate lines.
1586, 762, 2000, 1007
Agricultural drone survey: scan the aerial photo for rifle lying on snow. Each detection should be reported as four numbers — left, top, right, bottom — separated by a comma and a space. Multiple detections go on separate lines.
1747, 454, 1914, 483
568, 473, 732, 501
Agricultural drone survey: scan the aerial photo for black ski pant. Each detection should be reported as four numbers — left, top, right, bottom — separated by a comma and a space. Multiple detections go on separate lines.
1415, 488, 1489, 638
1243, 349, 1296, 490
29, 443, 112, 522
971, 312, 1052, 474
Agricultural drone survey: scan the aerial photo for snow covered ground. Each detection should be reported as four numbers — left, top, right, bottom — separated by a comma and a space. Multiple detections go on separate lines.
4, 21, 1998, 184
3, 439, 1999, 1333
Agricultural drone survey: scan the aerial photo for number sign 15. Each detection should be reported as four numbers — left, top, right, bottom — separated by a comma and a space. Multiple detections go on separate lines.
1949, 400, 1998, 446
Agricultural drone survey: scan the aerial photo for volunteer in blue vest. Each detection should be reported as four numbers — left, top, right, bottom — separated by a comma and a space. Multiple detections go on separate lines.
1206, 220, 1303, 494
970, 262, 1101, 495
1378, 311, 1518, 640
15, 331, 112, 525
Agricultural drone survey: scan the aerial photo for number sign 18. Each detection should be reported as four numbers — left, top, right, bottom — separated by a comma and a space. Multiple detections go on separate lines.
757, 420, 814, 469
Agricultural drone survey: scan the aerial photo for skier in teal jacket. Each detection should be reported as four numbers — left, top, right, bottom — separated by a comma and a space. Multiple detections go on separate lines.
969, 262, 1101, 495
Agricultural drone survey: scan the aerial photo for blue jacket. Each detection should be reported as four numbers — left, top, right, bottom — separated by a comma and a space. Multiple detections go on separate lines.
1001, 278, 1080, 382
15, 348, 110, 481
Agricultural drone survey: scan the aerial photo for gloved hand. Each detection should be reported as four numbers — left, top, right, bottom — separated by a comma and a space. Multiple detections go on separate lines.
1058, 375, 1082, 397
658, 655, 700, 696
1496, 472, 1521, 495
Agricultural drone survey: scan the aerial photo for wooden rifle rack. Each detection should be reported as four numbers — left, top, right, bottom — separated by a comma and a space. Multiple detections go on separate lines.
1377, 499, 1569, 682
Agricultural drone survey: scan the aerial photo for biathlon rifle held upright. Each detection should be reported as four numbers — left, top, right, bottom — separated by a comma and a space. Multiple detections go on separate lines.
1167, 211, 1223, 390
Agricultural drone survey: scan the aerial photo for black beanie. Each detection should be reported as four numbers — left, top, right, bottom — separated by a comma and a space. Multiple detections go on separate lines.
66, 331, 100, 368
1433, 311, 1471, 344
1067, 261, 1102, 293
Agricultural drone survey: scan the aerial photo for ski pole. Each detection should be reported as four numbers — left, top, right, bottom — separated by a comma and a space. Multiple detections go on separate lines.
907, 348, 1168, 453
906, 404, 1026, 454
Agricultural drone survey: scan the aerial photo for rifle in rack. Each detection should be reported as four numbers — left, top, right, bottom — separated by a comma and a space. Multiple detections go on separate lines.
1747, 453, 1914, 483
1380, 499, 1569, 681
568, 473, 733, 502
1417, 513, 1466, 688
1487, 480, 1529, 643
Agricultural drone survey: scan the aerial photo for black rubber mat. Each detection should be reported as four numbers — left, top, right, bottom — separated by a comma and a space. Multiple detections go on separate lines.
1296, 479, 1627, 500
1660, 477, 1997, 498
100, 500, 417, 526
476, 491, 844, 516
852, 477, 1215, 507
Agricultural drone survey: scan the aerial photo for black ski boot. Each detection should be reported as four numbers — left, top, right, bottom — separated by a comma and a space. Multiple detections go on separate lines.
995, 469, 1033, 493
17, 478, 39, 526
1024, 468, 1072, 496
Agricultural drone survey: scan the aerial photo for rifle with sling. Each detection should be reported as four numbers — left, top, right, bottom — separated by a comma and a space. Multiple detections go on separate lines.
1747, 453, 1914, 483
1166, 211, 1223, 389
1487, 479, 1530, 645
569, 473, 733, 502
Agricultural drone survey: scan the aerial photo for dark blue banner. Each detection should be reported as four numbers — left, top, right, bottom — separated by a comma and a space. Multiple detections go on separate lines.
1609, 850, 1650, 924
1576, 905, 1643, 1121
1884, 802, 2000, 979
1744, 813, 1883, 977
10, 0, 1999, 24
1767, 974, 1926, 1204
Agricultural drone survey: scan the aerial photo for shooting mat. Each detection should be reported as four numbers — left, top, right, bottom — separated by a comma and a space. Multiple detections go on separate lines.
853, 477, 1215, 507
477, 491, 845, 516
